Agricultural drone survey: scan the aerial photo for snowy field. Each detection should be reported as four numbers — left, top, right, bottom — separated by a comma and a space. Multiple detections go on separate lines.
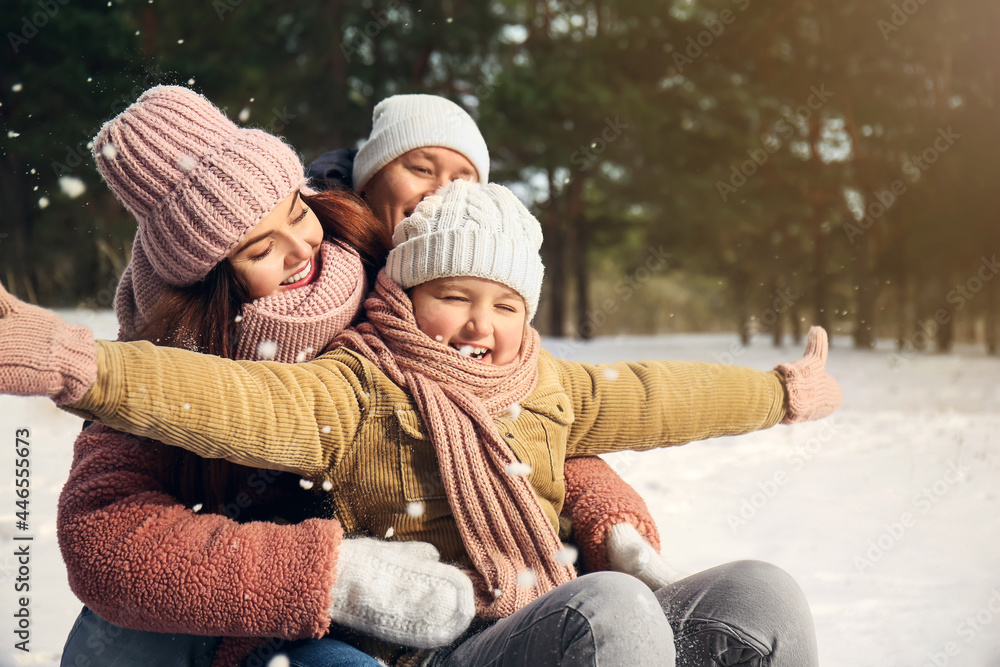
2, 309, 999, 667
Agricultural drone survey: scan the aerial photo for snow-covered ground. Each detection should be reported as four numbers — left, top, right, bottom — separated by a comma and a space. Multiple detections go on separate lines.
2, 310, 999, 667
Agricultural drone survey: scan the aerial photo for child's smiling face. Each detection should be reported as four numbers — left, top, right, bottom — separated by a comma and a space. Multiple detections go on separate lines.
410, 277, 527, 366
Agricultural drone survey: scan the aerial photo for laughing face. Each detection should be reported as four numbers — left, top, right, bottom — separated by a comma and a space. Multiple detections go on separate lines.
362, 147, 478, 233
228, 191, 324, 299
410, 276, 527, 366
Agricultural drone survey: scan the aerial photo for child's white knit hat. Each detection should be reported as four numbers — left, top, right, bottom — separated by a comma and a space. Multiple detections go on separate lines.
385, 180, 544, 320
353, 94, 490, 192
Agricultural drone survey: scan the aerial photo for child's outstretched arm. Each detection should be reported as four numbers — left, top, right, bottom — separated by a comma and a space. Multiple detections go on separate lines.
555, 326, 841, 457
0, 281, 97, 404
0, 283, 361, 476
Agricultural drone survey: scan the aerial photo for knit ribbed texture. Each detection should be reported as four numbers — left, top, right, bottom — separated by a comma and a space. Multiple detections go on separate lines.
774, 326, 843, 424
0, 284, 97, 404
385, 180, 544, 320
327, 538, 474, 649
353, 94, 489, 192
234, 241, 366, 363
335, 273, 575, 621
93, 85, 305, 287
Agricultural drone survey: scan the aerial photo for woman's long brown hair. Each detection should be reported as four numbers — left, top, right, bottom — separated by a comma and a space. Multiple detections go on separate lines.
134, 189, 391, 514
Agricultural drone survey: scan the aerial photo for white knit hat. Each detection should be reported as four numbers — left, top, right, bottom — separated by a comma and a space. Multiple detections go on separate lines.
353, 94, 490, 192
385, 180, 544, 320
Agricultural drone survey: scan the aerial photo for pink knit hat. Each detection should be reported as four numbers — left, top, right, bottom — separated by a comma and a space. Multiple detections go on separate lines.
98, 85, 366, 361
93, 85, 305, 287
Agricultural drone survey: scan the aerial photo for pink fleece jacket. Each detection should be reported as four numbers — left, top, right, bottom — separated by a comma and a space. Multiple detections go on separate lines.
57, 423, 343, 665
58, 425, 660, 666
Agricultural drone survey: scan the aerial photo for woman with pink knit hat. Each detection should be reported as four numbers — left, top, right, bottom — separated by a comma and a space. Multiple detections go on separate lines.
53, 85, 471, 667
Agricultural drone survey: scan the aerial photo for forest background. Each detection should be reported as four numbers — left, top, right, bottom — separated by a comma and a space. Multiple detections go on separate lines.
2, 0, 999, 354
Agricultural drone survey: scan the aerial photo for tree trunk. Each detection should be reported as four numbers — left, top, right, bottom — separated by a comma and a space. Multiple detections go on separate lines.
936, 275, 955, 353
769, 274, 783, 348
567, 177, 591, 340
853, 231, 876, 349
0, 149, 31, 301
812, 206, 830, 342
987, 276, 998, 355
733, 269, 752, 346
542, 168, 566, 337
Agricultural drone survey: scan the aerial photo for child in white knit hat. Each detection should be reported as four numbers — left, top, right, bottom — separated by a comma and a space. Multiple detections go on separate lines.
313, 93, 682, 590
0, 178, 839, 666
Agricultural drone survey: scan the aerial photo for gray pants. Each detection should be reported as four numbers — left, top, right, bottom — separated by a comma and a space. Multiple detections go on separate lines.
431, 561, 818, 667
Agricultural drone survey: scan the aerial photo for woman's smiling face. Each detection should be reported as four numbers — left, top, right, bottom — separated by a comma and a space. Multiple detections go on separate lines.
228, 191, 324, 299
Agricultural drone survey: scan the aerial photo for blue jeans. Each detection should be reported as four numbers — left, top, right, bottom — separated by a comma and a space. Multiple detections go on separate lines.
283, 638, 380, 667
430, 561, 818, 667
61, 607, 218, 667
60, 607, 380, 667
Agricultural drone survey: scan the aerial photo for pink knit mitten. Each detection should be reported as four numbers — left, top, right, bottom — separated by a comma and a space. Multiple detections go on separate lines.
0, 282, 97, 404
774, 326, 842, 424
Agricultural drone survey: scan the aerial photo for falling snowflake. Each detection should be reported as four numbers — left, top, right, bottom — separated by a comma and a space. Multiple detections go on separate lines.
234, 314, 243, 323
238, 106, 251, 122
505, 462, 532, 477
101, 143, 118, 159
257, 340, 278, 360
384, 526, 395, 538
320, 425, 331, 434
493, 588, 502, 598
516, 569, 537, 589
299, 479, 314, 490
435, 335, 444, 342
11, 83, 22, 92
603, 367, 620, 382
58, 176, 86, 199
556, 545, 578, 566
267, 656, 290, 667
187, 78, 195, 85
507, 403, 522, 420
178, 155, 196, 172
406, 501, 425, 518
182, 403, 191, 410
321, 480, 333, 492
38, 197, 49, 210
295, 347, 314, 363
176, 38, 185, 44
7, 131, 19, 139
458, 344, 474, 357
192, 503, 203, 512
244, 593, 250, 600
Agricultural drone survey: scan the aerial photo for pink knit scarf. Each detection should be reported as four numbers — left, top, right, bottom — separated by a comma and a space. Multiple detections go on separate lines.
116, 238, 365, 363
334, 272, 576, 620
235, 240, 365, 363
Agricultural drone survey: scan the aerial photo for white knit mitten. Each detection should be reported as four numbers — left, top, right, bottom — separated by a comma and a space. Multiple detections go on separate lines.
328, 538, 475, 649
606, 523, 687, 591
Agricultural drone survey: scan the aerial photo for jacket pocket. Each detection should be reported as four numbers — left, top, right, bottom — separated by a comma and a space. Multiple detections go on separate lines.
394, 408, 447, 502
521, 391, 574, 426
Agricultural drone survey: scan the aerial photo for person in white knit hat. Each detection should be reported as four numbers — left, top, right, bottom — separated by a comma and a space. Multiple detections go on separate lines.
309, 94, 489, 232
0, 177, 839, 666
